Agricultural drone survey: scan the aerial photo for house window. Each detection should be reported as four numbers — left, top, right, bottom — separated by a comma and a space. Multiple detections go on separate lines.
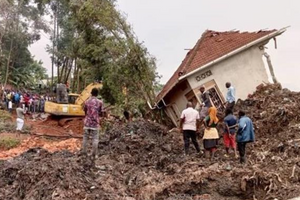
208, 87, 225, 112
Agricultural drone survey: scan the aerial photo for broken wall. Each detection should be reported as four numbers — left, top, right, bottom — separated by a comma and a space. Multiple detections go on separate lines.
164, 81, 192, 126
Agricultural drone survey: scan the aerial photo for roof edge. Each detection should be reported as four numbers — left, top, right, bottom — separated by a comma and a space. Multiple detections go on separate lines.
178, 27, 288, 81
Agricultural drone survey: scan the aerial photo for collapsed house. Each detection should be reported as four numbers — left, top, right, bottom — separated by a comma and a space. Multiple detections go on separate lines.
156, 28, 287, 126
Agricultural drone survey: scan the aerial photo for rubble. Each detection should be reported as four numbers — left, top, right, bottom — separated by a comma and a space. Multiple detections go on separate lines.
0, 83, 300, 200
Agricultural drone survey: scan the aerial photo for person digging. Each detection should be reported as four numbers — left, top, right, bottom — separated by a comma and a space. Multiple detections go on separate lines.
224, 82, 236, 111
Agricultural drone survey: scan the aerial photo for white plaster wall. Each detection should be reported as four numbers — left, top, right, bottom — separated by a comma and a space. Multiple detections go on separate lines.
187, 46, 269, 100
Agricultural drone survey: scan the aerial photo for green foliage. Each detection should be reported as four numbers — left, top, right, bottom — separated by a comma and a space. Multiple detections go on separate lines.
99, 81, 116, 105
0, 137, 21, 150
154, 83, 165, 94
7, 0, 162, 119
70, 0, 159, 110
34, 0, 160, 114
0, 0, 48, 90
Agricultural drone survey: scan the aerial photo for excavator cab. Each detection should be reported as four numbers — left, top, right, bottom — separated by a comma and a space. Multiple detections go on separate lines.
68, 93, 79, 104
44, 82, 102, 117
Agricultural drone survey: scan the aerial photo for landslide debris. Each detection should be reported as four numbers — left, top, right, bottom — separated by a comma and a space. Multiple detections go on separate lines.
0, 120, 242, 200
233, 83, 300, 200
0, 83, 300, 200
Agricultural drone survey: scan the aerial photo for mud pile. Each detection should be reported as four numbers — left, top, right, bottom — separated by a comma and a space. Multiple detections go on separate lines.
0, 148, 94, 200
1, 84, 300, 200
0, 120, 242, 200
236, 83, 300, 137
233, 83, 300, 199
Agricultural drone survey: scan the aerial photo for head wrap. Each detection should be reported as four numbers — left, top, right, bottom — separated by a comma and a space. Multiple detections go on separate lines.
208, 107, 219, 125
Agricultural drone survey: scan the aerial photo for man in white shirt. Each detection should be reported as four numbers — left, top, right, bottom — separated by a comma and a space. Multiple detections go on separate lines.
179, 102, 201, 155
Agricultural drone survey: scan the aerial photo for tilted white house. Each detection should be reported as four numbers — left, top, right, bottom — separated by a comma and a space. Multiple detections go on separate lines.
156, 28, 286, 126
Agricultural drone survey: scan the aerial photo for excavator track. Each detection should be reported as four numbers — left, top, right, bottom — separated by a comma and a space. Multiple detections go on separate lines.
58, 117, 83, 127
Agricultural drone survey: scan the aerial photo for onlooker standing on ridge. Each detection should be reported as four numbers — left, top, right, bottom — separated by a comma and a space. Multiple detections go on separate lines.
224, 82, 236, 111
237, 110, 255, 164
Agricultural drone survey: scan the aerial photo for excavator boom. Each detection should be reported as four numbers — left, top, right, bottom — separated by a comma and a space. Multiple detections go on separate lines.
75, 82, 103, 106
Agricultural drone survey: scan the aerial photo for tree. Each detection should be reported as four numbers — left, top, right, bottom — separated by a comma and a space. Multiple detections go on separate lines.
70, 0, 159, 109
0, 0, 48, 93
35, 0, 161, 117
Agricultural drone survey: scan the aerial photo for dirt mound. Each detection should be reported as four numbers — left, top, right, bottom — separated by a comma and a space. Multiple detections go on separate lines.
1, 85, 300, 200
234, 83, 300, 199
0, 149, 94, 200
236, 83, 300, 137
29, 116, 84, 137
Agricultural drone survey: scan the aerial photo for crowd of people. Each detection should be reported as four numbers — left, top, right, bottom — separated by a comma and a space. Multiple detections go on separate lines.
80, 83, 254, 166
2, 90, 53, 113
1, 90, 54, 133
1, 83, 254, 166
179, 82, 255, 164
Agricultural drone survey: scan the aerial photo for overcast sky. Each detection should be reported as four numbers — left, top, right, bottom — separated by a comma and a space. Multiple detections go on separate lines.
29, 0, 300, 91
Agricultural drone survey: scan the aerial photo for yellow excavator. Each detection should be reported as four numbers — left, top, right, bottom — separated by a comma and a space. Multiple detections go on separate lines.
44, 82, 102, 118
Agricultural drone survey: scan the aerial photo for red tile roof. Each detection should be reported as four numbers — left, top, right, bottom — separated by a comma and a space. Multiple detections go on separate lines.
156, 29, 277, 102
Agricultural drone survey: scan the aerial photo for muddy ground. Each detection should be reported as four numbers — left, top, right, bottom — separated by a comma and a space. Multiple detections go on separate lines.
1, 83, 300, 200
0, 112, 83, 159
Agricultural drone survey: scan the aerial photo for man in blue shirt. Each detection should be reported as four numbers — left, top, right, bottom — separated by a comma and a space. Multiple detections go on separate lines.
237, 110, 255, 164
224, 82, 236, 111
14, 92, 20, 106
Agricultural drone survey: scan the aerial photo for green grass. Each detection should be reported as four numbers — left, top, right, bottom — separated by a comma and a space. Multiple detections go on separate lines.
0, 121, 31, 134
0, 122, 15, 133
0, 110, 11, 121
0, 137, 21, 150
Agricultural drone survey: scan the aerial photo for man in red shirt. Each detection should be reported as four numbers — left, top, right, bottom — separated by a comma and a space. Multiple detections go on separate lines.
24, 94, 30, 112
82, 88, 103, 160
